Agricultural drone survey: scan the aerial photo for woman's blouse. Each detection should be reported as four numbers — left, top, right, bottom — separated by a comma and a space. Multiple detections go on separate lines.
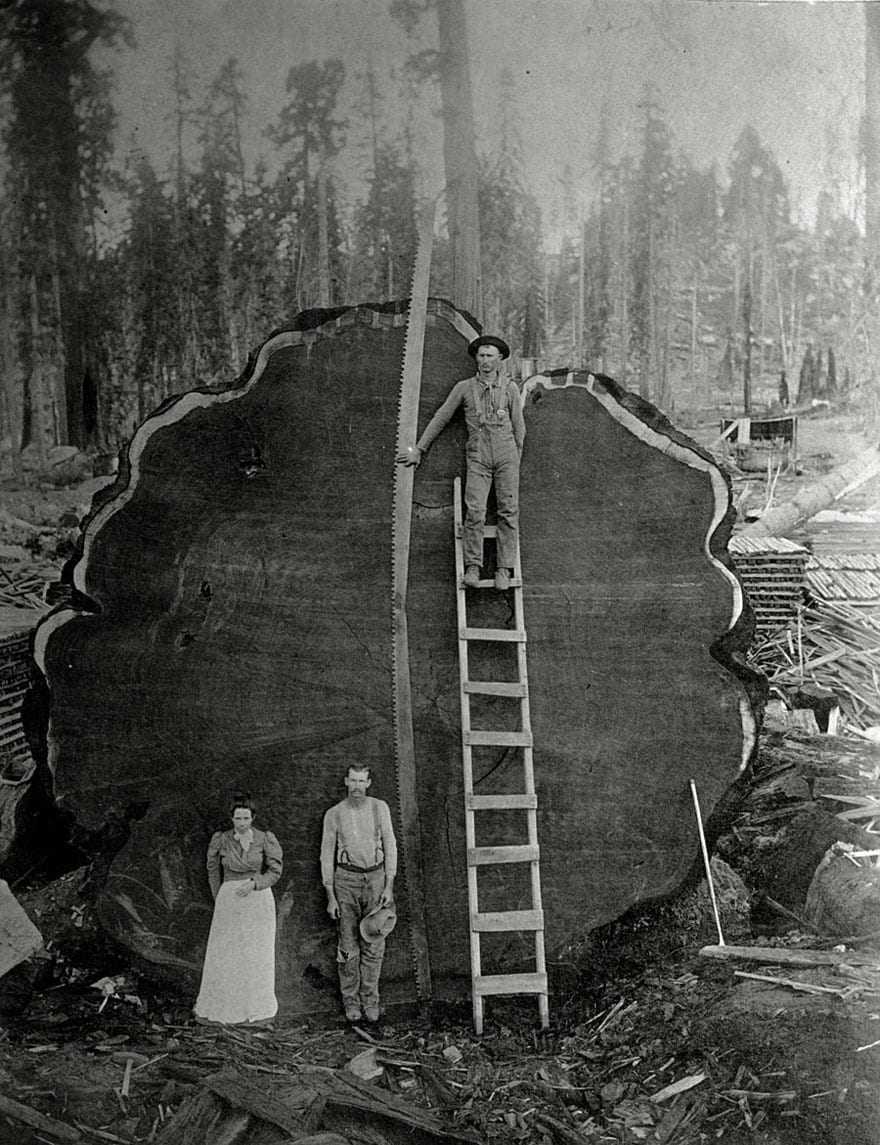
206, 828, 283, 898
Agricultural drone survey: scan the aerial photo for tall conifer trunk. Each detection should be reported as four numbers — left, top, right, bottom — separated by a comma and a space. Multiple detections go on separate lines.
865, 2, 880, 393
437, 0, 481, 320
866, 3, 880, 271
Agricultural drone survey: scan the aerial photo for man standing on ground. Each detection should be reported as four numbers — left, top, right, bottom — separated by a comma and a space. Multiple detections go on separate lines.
321, 766, 397, 1023
397, 334, 525, 591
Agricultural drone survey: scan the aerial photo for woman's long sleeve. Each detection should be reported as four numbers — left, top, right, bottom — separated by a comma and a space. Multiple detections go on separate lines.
252, 830, 283, 890
206, 832, 223, 899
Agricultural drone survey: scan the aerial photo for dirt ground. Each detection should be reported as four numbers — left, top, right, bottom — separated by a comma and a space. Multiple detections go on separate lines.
3, 909, 880, 1144
2, 406, 880, 1144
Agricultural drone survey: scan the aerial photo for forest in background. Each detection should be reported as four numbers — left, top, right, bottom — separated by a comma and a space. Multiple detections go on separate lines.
0, 0, 872, 458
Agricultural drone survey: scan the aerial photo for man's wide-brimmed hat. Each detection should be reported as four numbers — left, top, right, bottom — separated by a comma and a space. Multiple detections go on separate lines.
468, 335, 510, 360
360, 902, 397, 942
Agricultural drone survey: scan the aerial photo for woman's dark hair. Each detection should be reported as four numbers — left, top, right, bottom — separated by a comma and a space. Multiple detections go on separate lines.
230, 792, 254, 815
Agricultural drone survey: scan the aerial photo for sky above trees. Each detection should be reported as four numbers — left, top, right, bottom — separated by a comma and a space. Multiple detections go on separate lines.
103, 0, 864, 241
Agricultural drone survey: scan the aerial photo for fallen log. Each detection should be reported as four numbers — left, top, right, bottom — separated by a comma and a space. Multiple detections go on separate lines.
198, 1069, 315, 1137
733, 969, 851, 996
156, 1064, 481, 1145
0, 1091, 81, 1141
722, 727, 880, 916
0, 506, 56, 535
699, 943, 880, 967
740, 443, 880, 538
30, 301, 759, 1011
0, 878, 42, 977
805, 844, 880, 941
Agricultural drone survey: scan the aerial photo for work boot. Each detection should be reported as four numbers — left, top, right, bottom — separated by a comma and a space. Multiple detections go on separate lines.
494, 567, 512, 591
364, 1005, 381, 1023
464, 565, 481, 588
344, 1003, 362, 1022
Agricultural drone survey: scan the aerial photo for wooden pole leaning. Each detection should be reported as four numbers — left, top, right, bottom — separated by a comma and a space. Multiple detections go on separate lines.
690, 778, 725, 947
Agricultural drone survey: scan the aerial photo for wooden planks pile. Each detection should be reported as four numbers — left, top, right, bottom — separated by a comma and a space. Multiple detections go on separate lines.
0, 609, 38, 785
806, 553, 880, 604
728, 534, 809, 635
749, 598, 880, 729
0, 567, 47, 609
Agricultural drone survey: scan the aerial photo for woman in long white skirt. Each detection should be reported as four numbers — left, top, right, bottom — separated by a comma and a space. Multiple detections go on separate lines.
194, 796, 283, 1025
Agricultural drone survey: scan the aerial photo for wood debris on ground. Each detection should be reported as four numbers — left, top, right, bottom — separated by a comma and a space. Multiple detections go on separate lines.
749, 597, 880, 730
716, 724, 880, 920
0, 567, 47, 609
2, 943, 879, 1145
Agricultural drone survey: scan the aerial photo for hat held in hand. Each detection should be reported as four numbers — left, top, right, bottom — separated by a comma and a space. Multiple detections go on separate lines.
359, 901, 397, 942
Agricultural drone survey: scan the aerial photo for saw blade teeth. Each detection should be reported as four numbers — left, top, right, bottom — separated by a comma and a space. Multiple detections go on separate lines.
390, 201, 437, 1001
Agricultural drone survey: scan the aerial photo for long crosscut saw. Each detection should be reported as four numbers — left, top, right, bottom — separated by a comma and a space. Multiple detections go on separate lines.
392, 201, 437, 1001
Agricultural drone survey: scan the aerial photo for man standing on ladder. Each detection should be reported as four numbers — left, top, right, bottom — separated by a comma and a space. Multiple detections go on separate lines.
397, 335, 525, 591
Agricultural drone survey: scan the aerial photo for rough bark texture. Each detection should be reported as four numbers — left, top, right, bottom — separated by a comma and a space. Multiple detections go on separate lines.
867, 1, 880, 280
806, 847, 880, 942
31, 302, 758, 1012
437, 0, 481, 318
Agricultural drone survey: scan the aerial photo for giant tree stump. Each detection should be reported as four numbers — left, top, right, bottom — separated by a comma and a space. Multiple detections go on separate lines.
32, 300, 759, 1011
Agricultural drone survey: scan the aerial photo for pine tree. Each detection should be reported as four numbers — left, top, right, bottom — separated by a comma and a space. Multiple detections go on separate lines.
268, 59, 347, 310
232, 160, 287, 359
0, 0, 130, 446
125, 158, 179, 419
582, 103, 613, 371
390, 0, 482, 317
352, 141, 418, 302
478, 70, 544, 358
630, 91, 675, 401
189, 58, 253, 380
722, 126, 791, 411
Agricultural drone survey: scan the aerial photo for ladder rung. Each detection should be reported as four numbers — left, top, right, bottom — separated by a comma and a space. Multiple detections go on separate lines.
465, 730, 532, 747
474, 972, 548, 996
464, 681, 527, 697
468, 844, 539, 866
458, 573, 523, 589
453, 523, 514, 543
472, 909, 544, 933
461, 627, 526, 642
468, 793, 538, 810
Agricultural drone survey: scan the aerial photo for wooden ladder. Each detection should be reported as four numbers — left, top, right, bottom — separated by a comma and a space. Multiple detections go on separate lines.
452, 476, 549, 1035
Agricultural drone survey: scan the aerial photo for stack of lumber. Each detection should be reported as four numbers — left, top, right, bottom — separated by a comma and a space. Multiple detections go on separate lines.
0, 609, 38, 785
806, 553, 880, 604
728, 535, 809, 635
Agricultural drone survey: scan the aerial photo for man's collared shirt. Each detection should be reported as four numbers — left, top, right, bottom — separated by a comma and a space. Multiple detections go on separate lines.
416, 373, 526, 453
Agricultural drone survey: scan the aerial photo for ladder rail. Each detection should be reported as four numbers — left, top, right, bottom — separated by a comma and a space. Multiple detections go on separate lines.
454, 479, 483, 1024
452, 477, 549, 1035
514, 527, 548, 1026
